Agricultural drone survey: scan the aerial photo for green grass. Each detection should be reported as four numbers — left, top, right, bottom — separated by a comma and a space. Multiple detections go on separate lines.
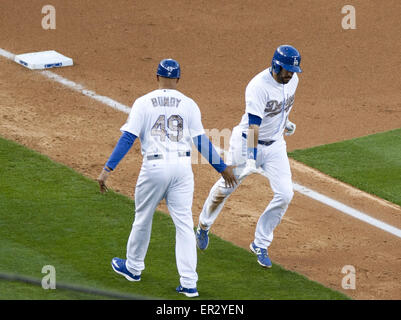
289, 128, 401, 206
0, 136, 349, 300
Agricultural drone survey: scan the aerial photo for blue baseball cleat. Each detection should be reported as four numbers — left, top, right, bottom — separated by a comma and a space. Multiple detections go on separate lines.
195, 226, 209, 250
176, 285, 199, 298
249, 242, 272, 268
111, 257, 141, 281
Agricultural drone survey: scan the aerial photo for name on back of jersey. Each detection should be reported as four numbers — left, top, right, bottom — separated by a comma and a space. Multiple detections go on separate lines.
151, 96, 182, 108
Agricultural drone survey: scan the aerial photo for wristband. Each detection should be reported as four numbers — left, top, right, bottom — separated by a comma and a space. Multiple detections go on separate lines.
103, 167, 111, 173
247, 147, 257, 160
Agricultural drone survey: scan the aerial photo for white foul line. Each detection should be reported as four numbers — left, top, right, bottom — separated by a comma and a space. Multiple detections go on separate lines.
293, 183, 401, 238
0, 48, 130, 114
41, 71, 131, 114
0, 48, 15, 60
1, 47, 401, 240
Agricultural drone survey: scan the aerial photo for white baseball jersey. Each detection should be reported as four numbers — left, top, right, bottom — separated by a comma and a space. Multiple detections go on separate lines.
121, 88, 205, 157
236, 67, 299, 141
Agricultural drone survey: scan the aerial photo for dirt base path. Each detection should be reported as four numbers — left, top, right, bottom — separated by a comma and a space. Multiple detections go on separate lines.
1, 0, 401, 300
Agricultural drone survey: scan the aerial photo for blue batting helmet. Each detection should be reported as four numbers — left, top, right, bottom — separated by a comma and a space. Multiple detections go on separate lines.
156, 58, 181, 79
272, 45, 302, 74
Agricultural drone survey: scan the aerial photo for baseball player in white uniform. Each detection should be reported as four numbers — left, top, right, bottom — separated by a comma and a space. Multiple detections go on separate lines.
196, 45, 302, 268
97, 59, 236, 297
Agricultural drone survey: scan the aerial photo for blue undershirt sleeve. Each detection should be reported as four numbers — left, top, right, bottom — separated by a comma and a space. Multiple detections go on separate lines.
193, 134, 227, 173
105, 131, 137, 170
248, 113, 262, 126
247, 113, 261, 160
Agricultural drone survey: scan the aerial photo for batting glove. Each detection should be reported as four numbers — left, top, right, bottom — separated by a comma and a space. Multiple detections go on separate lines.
285, 120, 296, 136
238, 159, 259, 180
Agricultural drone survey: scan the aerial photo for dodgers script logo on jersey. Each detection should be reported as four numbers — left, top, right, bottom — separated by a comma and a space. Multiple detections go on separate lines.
264, 94, 295, 118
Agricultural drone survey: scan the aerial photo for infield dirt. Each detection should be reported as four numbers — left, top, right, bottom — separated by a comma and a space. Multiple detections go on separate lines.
1, 0, 401, 299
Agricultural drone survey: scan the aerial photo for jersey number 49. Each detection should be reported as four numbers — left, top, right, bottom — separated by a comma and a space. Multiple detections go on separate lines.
151, 114, 184, 142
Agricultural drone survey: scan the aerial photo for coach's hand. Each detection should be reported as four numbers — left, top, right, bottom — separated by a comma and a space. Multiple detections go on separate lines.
97, 168, 110, 193
221, 165, 238, 189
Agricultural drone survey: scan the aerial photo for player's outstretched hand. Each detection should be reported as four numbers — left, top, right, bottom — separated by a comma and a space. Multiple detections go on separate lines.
97, 168, 110, 193
221, 165, 238, 189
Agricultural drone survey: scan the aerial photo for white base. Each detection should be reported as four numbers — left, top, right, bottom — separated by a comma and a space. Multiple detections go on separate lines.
14, 50, 73, 70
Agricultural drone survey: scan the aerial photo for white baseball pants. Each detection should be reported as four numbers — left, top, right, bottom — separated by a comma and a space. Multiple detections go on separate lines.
199, 127, 294, 248
125, 159, 198, 288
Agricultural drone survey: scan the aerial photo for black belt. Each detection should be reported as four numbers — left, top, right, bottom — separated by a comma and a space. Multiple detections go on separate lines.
242, 132, 275, 146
